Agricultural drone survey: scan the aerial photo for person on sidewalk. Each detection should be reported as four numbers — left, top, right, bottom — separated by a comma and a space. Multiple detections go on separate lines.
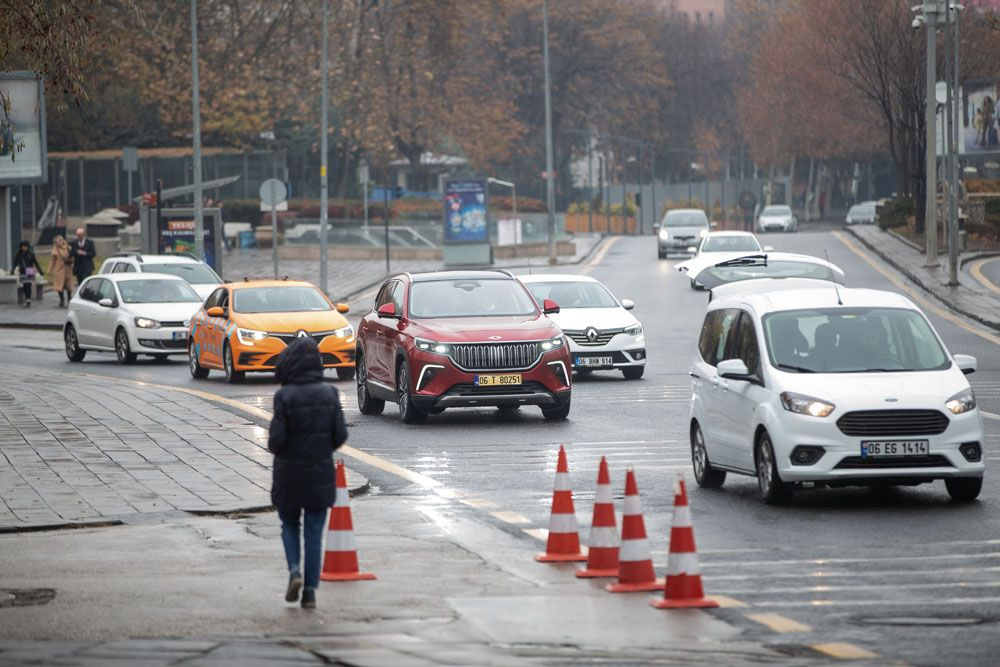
11, 241, 44, 307
69, 227, 96, 290
268, 337, 348, 609
49, 235, 73, 306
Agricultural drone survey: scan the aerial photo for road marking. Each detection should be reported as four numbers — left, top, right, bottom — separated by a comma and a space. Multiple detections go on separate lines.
981, 410, 1000, 422
745, 612, 810, 633
720, 579, 1000, 595
522, 528, 549, 541
459, 497, 497, 509
752, 596, 1000, 608
701, 550, 1000, 568
810, 643, 878, 660
969, 257, 1000, 296
834, 232, 1000, 346
707, 595, 748, 608
579, 236, 621, 275
490, 510, 533, 525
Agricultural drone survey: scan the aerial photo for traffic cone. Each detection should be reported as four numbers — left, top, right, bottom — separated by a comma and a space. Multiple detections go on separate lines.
651, 476, 718, 609
606, 468, 663, 593
535, 445, 586, 562
577, 456, 619, 578
320, 460, 376, 581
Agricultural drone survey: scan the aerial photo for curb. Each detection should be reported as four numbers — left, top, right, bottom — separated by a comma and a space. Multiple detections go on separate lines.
846, 226, 1000, 332
0, 320, 63, 331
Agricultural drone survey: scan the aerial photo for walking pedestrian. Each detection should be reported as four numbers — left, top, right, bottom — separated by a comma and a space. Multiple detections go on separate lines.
10, 241, 44, 307
268, 337, 347, 609
49, 235, 73, 306
69, 227, 95, 290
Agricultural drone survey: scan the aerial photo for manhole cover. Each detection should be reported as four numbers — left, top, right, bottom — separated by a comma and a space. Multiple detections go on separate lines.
860, 616, 987, 627
0, 588, 56, 608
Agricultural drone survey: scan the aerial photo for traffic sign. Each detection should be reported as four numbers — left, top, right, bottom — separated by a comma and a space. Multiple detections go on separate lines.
259, 178, 288, 207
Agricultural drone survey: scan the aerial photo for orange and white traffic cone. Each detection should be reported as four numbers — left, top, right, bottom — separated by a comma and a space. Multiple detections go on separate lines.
535, 445, 586, 563
651, 476, 718, 609
577, 456, 619, 578
319, 460, 376, 582
606, 468, 663, 593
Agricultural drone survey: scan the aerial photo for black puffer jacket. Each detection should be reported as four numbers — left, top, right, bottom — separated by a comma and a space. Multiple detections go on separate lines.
268, 337, 348, 510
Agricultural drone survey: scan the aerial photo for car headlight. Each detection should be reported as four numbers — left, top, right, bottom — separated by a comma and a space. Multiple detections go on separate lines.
134, 317, 160, 329
540, 336, 564, 351
698, 228, 709, 238
334, 325, 355, 338
780, 391, 835, 417
658, 229, 670, 241
237, 328, 268, 345
415, 337, 450, 354
624, 324, 643, 336
946, 389, 976, 415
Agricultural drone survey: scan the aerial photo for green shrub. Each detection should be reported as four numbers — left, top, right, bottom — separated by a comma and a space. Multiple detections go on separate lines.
877, 198, 914, 230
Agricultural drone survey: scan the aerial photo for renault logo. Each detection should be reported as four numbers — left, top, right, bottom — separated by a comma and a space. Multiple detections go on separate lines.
586, 327, 599, 343
296, 330, 309, 339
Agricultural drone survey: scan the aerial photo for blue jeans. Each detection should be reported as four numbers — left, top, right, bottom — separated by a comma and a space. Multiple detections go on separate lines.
278, 505, 328, 589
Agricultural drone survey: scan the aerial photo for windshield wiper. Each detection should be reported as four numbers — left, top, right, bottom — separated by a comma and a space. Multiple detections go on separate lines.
775, 363, 815, 373
715, 254, 768, 268
857, 368, 911, 373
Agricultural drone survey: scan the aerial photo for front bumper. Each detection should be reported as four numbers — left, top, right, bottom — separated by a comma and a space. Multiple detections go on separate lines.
758, 221, 793, 232
133, 327, 190, 354
568, 340, 646, 370
659, 238, 699, 253
230, 334, 357, 371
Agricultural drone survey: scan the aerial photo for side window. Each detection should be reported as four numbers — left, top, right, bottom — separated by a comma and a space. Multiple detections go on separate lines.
697, 309, 739, 367
101, 262, 116, 274
98, 280, 117, 303
218, 289, 230, 312
111, 262, 127, 273
123, 263, 137, 273
374, 281, 396, 309
80, 279, 100, 302
390, 281, 405, 314
729, 311, 761, 375
204, 288, 225, 310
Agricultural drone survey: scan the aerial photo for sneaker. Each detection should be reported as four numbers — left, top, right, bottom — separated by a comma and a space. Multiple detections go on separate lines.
301, 587, 316, 609
25, 300, 31, 308
285, 570, 303, 602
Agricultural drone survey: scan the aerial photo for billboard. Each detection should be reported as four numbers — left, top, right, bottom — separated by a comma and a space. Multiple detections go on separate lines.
962, 80, 1000, 155
157, 212, 218, 271
0, 72, 46, 185
443, 179, 488, 243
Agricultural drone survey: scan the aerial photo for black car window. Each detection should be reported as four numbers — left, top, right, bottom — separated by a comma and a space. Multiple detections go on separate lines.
375, 281, 396, 309
728, 311, 761, 376
390, 281, 406, 313
697, 308, 739, 366
204, 287, 225, 310
80, 279, 100, 302
98, 280, 117, 303
112, 262, 130, 273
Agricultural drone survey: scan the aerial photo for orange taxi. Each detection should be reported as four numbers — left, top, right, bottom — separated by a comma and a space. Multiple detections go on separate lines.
187, 277, 355, 383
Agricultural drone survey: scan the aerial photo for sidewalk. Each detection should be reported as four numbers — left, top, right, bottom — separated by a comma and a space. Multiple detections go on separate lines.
845, 225, 1000, 331
0, 362, 367, 532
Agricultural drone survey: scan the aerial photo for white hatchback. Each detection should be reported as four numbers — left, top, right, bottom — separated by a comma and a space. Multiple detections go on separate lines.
520, 274, 646, 379
688, 285, 984, 504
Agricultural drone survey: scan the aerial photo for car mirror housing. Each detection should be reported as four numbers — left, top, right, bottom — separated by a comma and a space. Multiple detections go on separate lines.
621, 298, 635, 310
335, 302, 350, 314
954, 353, 977, 375
542, 298, 560, 315
717, 358, 751, 381
206, 306, 225, 317
98, 297, 115, 308
377, 303, 398, 319
686, 246, 698, 253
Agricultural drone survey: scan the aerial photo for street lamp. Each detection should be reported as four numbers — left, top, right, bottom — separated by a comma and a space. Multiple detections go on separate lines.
358, 157, 369, 228
190, 0, 205, 261
542, 0, 557, 265
914, 2, 941, 267
319, 0, 330, 294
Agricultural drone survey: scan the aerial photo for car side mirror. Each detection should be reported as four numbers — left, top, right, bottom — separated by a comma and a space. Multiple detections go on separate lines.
954, 353, 977, 375
709, 222, 718, 229
621, 298, 634, 310
98, 297, 115, 308
335, 302, 350, 314
377, 303, 398, 319
542, 298, 560, 315
763, 245, 774, 252
717, 358, 751, 381
206, 306, 225, 317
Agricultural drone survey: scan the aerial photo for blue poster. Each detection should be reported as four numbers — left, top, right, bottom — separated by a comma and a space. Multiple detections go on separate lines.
443, 179, 488, 243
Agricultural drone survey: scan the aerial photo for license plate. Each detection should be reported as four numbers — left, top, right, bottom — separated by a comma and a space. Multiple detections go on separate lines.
577, 356, 614, 367
172, 331, 186, 340
861, 440, 929, 457
475, 374, 521, 387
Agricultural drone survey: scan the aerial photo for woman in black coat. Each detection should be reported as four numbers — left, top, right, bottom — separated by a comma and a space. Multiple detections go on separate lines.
268, 337, 348, 609
11, 241, 44, 307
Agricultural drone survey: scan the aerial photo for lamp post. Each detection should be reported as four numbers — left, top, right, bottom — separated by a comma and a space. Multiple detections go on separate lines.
542, 0, 557, 265
915, 2, 941, 267
358, 157, 369, 228
190, 0, 204, 261
319, 0, 330, 294
948, 2, 963, 286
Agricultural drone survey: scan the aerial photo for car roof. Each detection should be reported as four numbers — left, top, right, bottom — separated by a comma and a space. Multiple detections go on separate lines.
108, 254, 202, 264
409, 270, 515, 283
229, 279, 317, 290
761, 205, 791, 210
100, 272, 186, 282
712, 286, 915, 314
665, 208, 706, 215
518, 273, 599, 284
704, 231, 755, 238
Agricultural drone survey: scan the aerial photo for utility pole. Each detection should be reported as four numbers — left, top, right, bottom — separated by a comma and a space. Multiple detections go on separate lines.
190, 0, 205, 261
319, 0, 330, 294
921, 2, 939, 267
587, 134, 594, 233
542, 0, 557, 265
948, 2, 962, 286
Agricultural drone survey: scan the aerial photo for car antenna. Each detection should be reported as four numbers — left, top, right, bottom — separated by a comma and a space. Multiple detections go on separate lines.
823, 250, 843, 305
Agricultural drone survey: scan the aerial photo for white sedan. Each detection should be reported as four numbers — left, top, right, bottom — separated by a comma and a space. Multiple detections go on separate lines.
520, 274, 646, 380
684, 232, 772, 288
757, 205, 798, 233
65, 273, 204, 364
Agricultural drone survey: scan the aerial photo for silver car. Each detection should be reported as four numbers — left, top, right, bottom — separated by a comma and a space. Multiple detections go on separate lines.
657, 209, 713, 258
757, 205, 798, 233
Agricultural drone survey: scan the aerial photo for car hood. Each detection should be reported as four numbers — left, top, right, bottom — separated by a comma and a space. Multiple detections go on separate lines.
233, 311, 349, 333
408, 314, 560, 343
546, 307, 638, 331
662, 226, 707, 237
773, 367, 969, 409
123, 302, 202, 323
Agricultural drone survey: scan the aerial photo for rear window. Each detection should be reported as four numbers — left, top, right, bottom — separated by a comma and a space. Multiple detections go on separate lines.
142, 262, 221, 285
694, 259, 844, 289
118, 279, 202, 304
663, 210, 708, 228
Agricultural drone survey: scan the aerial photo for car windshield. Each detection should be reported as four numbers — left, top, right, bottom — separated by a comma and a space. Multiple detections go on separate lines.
524, 280, 618, 309
762, 307, 949, 373
663, 211, 708, 228
701, 236, 760, 253
410, 279, 538, 318
762, 206, 791, 216
694, 258, 844, 288
118, 279, 201, 304
233, 286, 331, 313
142, 262, 221, 284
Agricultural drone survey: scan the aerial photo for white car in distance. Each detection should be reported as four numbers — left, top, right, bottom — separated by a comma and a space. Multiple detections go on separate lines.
757, 205, 798, 233
100, 252, 223, 301
685, 232, 773, 289
520, 274, 646, 380
65, 273, 205, 364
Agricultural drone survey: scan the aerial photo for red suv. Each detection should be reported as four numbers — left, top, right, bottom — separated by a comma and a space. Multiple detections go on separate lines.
356, 270, 572, 423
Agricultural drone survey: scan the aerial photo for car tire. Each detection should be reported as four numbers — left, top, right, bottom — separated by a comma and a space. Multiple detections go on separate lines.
188, 342, 209, 379
755, 431, 793, 505
622, 366, 644, 380
355, 352, 385, 416
115, 328, 137, 365
223, 342, 244, 383
691, 422, 726, 489
542, 399, 571, 421
658, 250, 666, 259
64, 325, 86, 362
336, 366, 356, 382
396, 362, 428, 424
945, 477, 982, 502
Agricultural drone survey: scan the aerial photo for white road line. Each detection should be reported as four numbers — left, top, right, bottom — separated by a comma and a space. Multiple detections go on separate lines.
718, 580, 1000, 596
700, 551, 1000, 568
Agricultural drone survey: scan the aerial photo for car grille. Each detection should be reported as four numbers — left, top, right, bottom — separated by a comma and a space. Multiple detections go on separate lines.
447, 342, 542, 371
835, 455, 952, 469
563, 328, 624, 346
836, 410, 950, 437
160, 321, 187, 328
138, 338, 187, 350
445, 381, 548, 396
269, 330, 338, 345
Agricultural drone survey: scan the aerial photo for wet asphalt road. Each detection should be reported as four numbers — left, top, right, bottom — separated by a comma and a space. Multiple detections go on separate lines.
2, 228, 1000, 666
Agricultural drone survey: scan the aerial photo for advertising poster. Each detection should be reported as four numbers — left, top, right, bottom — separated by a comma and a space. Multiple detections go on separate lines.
0, 73, 46, 185
443, 179, 488, 243
157, 215, 216, 270
962, 80, 1000, 155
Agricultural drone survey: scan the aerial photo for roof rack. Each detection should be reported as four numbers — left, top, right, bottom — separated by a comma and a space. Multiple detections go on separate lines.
242, 275, 291, 282
111, 251, 144, 262
491, 269, 516, 279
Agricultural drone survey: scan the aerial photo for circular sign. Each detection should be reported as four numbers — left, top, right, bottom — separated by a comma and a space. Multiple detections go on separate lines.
259, 178, 288, 206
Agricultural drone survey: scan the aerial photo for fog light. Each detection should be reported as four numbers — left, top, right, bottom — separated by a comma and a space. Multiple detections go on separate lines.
549, 361, 569, 387
632, 350, 645, 360
959, 442, 982, 462
790, 445, 825, 466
